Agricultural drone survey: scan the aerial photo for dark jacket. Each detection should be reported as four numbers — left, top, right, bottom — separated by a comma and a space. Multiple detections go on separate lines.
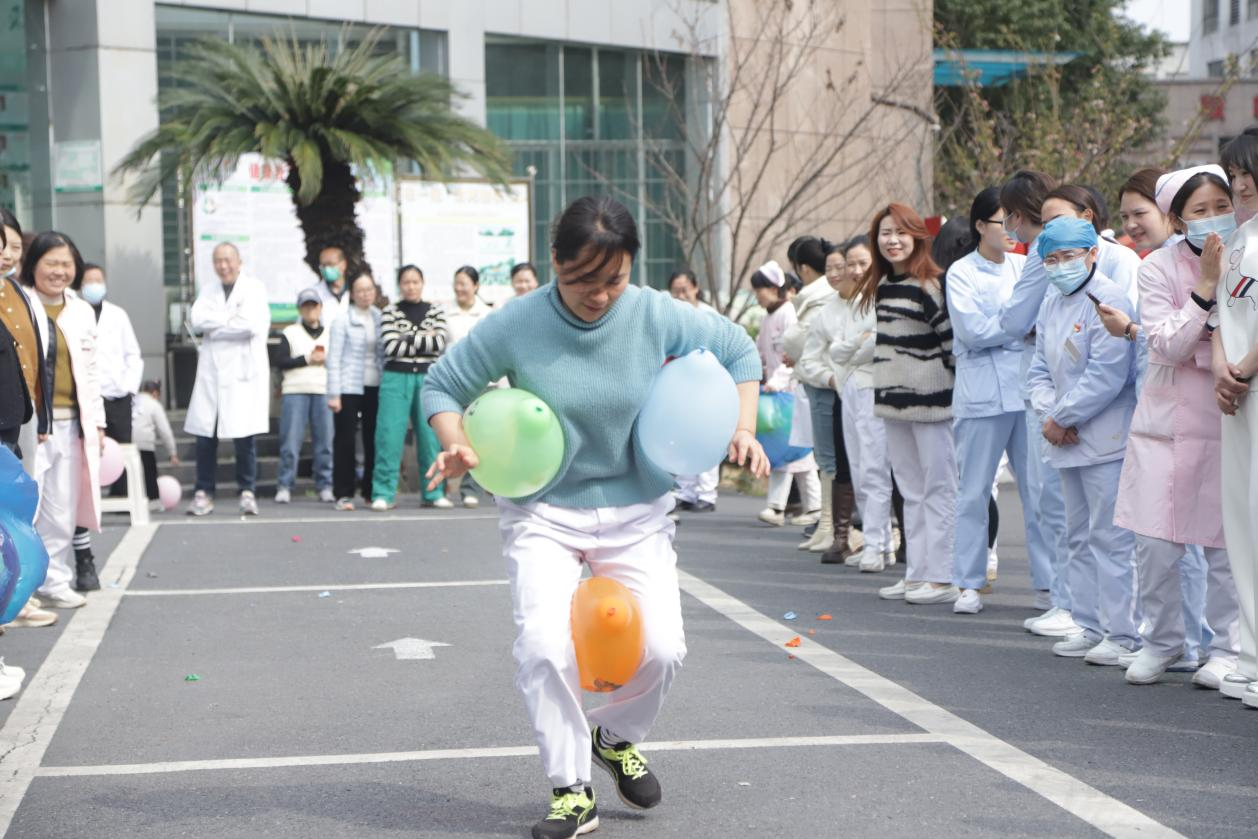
3, 277, 49, 434
0, 316, 32, 431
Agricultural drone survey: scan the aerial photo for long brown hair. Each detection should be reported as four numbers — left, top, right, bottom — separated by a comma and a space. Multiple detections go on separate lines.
856, 203, 941, 312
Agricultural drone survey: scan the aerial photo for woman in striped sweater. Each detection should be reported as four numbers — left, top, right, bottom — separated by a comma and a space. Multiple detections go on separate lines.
856, 203, 959, 606
370, 264, 450, 511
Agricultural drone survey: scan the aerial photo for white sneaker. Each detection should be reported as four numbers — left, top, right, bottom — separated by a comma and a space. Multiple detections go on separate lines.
147, 499, 164, 514
187, 490, 213, 516
953, 589, 983, 614
1033, 591, 1051, 611
462, 495, 480, 509
878, 579, 907, 600
843, 550, 862, 567
371, 499, 395, 512
1028, 609, 1082, 638
804, 529, 835, 553
1192, 657, 1237, 690
858, 547, 885, 573
905, 584, 959, 605
0, 671, 21, 700
0, 658, 26, 681
426, 497, 455, 510
1125, 649, 1180, 684
757, 507, 785, 526
1084, 639, 1131, 666
1117, 649, 1138, 669
318, 488, 335, 503
1167, 654, 1201, 673
986, 549, 999, 582
1052, 632, 1095, 658
785, 509, 819, 527
40, 590, 87, 610
239, 491, 259, 516
1220, 673, 1253, 699
274, 488, 291, 504
1243, 683, 1258, 709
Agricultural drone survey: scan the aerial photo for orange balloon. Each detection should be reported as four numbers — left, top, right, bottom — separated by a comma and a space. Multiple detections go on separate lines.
570, 577, 644, 693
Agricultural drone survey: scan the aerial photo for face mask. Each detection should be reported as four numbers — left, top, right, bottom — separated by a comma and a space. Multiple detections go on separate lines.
321, 265, 342, 283
1004, 215, 1027, 245
1184, 213, 1237, 248
1044, 256, 1090, 295
80, 283, 106, 305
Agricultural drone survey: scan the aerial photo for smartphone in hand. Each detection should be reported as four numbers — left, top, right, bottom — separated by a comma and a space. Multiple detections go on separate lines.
1085, 291, 1102, 308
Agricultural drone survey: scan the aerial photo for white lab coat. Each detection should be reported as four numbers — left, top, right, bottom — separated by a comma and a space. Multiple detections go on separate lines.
91, 300, 144, 399
1098, 237, 1142, 310
184, 273, 271, 439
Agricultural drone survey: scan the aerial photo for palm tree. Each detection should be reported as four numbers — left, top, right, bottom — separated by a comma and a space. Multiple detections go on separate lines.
117, 28, 511, 280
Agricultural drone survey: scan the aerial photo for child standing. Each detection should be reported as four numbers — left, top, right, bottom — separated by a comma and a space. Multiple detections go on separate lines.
132, 379, 179, 511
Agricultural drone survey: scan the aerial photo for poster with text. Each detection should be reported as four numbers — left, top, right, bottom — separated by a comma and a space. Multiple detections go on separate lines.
191, 154, 398, 319
397, 179, 532, 306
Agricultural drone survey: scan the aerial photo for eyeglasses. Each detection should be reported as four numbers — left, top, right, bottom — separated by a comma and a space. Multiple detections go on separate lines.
982, 217, 1006, 226
1042, 249, 1088, 267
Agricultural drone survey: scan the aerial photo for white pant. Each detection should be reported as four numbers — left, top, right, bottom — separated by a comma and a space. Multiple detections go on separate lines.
497, 495, 686, 788
766, 468, 820, 511
1134, 535, 1239, 660
674, 466, 719, 505
841, 381, 892, 552
1221, 403, 1258, 680
883, 419, 956, 584
34, 419, 82, 597
1059, 461, 1140, 648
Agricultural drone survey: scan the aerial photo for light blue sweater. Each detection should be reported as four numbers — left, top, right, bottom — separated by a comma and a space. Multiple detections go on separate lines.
421, 282, 760, 508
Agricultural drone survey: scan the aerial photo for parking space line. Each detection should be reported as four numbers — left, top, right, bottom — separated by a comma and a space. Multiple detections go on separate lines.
36, 733, 948, 778
158, 513, 499, 527
676, 570, 1184, 839
0, 523, 160, 836
126, 580, 510, 596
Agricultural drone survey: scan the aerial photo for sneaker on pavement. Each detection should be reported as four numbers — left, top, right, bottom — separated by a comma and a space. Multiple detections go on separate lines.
786, 509, 821, 527
858, 547, 885, 573
318, 487, 335, 503
1220, 673, 1253, 699
1167, 654, 1201, 672
4, 603, 57, 628
591, 726, 661, 810
878, 578, 907, 600
0, 671, 21, 701
532, 786, 598, 839
40, 590, 87, 610
757, 507, 785, 526
239, 491, 259, 516
1193, 657, 1237, 690
905, 584, 959, 606
1028, 609, 1082, 638
186, 490, 213, 517
1033, 590, 1051, 611
335, 498, 355, 511
1052, 632, 1095, 658
0, 658, 26, 681
953, 589, 983, 614
1084, 639, 1132, 666
274, 488, 291, 504
986, 549, 999, 582
147, 499, 164, 514
462, 495, 480, 509
690, 500, 716, 513
74, 555, 100, 592
673, 499, 695, 512
1125, 649, 1181, 684
371, 498, 395, 512
424, 497, 455, 510
1242, 683, 1258, 709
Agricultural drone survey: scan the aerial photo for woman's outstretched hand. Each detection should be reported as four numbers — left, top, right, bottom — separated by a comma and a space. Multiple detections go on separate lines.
728, 429, 769, 478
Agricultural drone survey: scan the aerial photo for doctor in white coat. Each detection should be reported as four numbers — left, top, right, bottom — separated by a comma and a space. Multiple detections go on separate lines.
184, 242, 271, 517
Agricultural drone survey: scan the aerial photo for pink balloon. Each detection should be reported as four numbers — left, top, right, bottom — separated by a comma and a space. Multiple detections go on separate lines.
156, 475, 182, 511
99, 438, 124, 486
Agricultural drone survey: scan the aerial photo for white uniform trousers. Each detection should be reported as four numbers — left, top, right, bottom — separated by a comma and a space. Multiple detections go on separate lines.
1059, 461, 1140, 649
1134, 536, 1239, 660
953, 411, 1051, 592
1025, 406, 1070, 611
1221, 404, 1258, 681
883, 419, 956, 584
674, 466, 719, 505
1178, 546, 1212, 661
766, 467, 820, 512
840, 380, 892, 552
34, 419, 83, 598
497, 495, 687, 788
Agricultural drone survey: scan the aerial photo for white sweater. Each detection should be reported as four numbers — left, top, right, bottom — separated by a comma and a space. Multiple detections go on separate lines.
827, 292, 877, 390
781, 279, 836, 382
132, 392, 176, 455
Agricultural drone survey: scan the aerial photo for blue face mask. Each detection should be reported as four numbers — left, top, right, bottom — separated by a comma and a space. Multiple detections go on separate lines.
80, 283, 106, 305
1185, 213, 1237, 248
321, 265, 342, 284
1044, 256, 1090, 295
1003, 214, 1028, 245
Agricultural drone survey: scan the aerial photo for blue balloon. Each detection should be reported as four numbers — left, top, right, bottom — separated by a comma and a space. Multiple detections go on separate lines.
756, 391, 812, 469
0, 447, 47, 623
636, 348, 741, 476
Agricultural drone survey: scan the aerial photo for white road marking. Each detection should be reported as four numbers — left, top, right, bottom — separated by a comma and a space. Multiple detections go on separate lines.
348, 546, 399, 558
125, 579, 509, 597
0, 524, 160, 835
159, 513, 498, 526
36, 733, 948, 778
675, 570, 1184, 839
373, 637, 451, 660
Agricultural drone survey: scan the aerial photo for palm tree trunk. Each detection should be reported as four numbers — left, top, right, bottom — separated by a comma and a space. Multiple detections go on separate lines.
287, 157, 371, 282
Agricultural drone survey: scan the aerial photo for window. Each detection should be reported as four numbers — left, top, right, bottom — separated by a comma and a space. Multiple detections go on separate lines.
1205, 0, 1219, 34
1232, 0, 1241, 26
1251, 0, 1258, 20
1209, 59, 1226, 78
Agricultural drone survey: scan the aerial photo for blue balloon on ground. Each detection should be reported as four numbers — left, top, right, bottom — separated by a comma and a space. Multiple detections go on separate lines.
636, 348, 740, 476
756, 391, 812, 469
0, 446, 47, 623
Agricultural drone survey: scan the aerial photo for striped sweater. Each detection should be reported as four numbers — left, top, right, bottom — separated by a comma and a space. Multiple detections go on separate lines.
381, 300, 448, 374
871, 274, 955, 422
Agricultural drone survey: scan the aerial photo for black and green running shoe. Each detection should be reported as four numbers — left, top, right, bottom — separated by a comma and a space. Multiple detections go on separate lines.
591, 726, 662, 809
532, 786, 599, 839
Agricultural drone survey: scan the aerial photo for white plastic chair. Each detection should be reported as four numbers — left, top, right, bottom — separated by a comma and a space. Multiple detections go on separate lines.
99, 443, 151, 525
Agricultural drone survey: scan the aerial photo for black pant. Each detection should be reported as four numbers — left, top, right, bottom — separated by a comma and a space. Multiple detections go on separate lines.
1, 427, 19, 460
104, 395, 133, 496
828, 390, 851, 483
140, 449, 159, 500
333, 387, 378, 501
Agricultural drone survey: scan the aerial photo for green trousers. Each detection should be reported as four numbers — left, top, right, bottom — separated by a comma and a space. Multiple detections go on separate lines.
372, 370, 445, 503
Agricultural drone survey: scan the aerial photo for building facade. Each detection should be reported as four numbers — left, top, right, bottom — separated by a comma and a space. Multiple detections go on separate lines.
1190, 0, 1258, 79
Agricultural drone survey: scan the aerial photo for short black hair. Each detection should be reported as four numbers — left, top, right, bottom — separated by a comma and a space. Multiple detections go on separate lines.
966, 187, 1001, 253
397, 264, 423, 284
842, 235, 871, 255
793, 238, 831, 274
74, 262, 105, 291
551, 196, 640, 280
455, 264, 480, 286
141, 379, 162, 394
668, 269, 698, 288
20, 231, 85, 289
510, 262, 537, 278
931, 216, 974, 275
1222, 132, 1258, 186
1168, 172, 1233, 221
1044, 184, 1105, 234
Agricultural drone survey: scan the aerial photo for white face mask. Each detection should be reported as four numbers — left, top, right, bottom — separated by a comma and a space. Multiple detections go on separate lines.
1184, 213, 1237, 248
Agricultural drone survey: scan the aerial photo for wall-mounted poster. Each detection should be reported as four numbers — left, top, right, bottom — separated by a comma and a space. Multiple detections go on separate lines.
397, 179, 532, 306
191, 153, 397, 320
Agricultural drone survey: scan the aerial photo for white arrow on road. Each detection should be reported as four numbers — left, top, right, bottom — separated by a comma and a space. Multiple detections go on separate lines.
373, 638, 450, 660
348, 547, 399, 558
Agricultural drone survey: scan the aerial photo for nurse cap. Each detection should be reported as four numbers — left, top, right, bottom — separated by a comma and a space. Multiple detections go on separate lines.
1154, 164, 1227, 216
1037, 217, 1097, 261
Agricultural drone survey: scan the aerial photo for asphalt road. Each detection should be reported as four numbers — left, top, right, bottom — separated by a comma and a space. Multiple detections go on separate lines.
0, 490, 1252, 838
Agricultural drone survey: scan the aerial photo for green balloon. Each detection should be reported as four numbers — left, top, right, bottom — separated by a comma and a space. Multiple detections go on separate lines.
463, 388, 565, 499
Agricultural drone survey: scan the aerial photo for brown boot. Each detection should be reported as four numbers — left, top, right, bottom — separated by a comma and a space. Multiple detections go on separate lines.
820, 482, 855, 564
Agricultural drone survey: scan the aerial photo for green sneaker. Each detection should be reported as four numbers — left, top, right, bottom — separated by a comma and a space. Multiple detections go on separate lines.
591, 726, 662, 809
532, 786, 599, 839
